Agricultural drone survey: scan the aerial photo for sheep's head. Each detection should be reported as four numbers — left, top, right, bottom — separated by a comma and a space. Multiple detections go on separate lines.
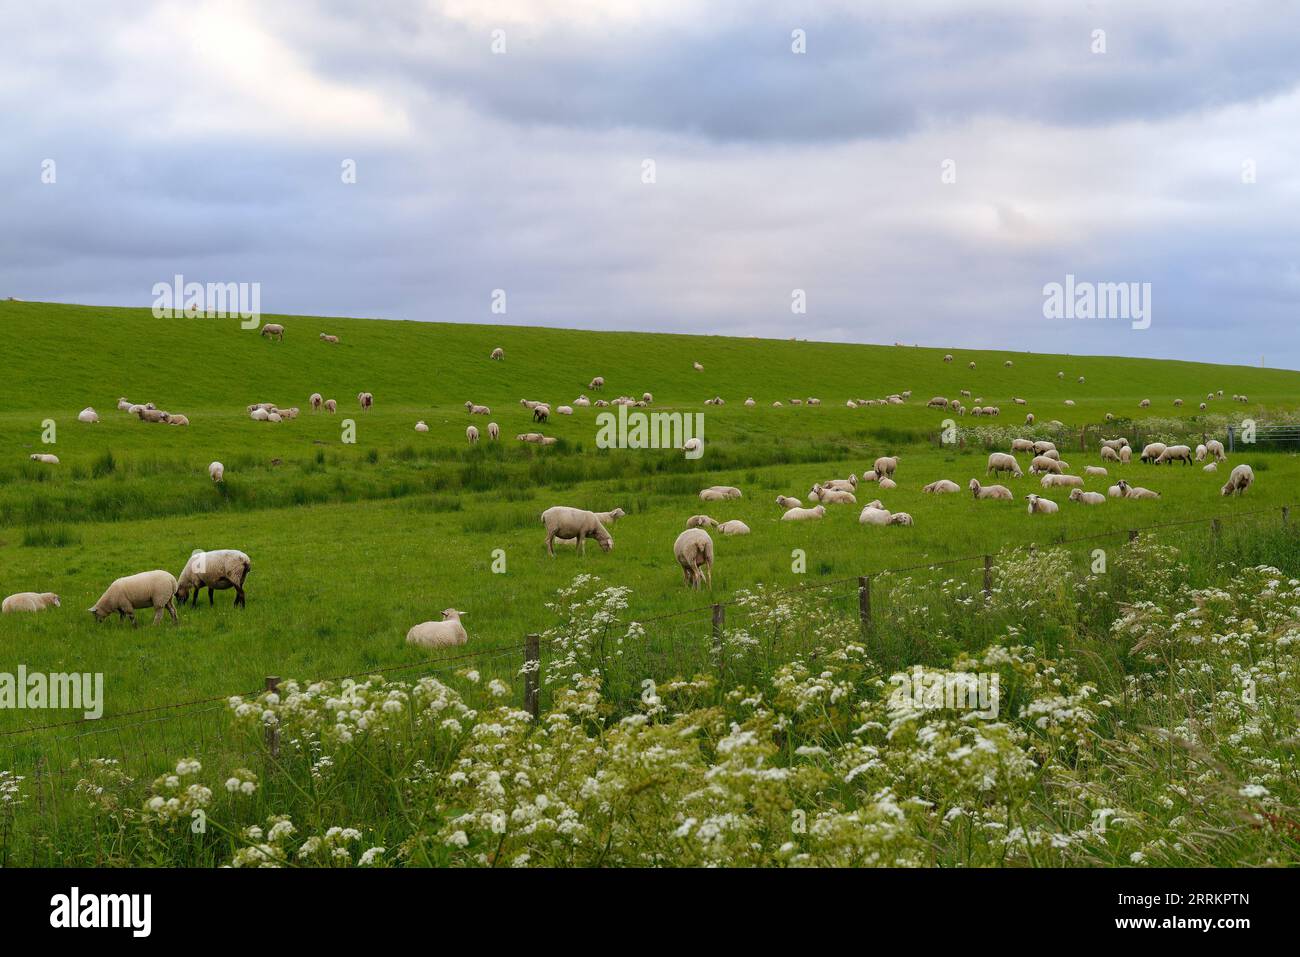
87, 605, 109, 621
442, 608, 465, 620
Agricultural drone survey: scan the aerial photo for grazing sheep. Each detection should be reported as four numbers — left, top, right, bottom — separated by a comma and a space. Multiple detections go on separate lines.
466, 425, 479, 443
116, 397, 132, 412
1173, 398, 1183, 407
1206, 439, 1226, 461
1154, 444, 1193, 465
781, 505, 826, 521
541, 506, 614, 556
1139, 443, 1167, 463
88, 570, 179, 625
887, 512, 914, 526
324, 399, 337, 413
415, 421, 430, 433
1100, 446, 1120, 463
406, 609, 468, 649
533, 404, 550, 423
1203, 462, 1218, 472
1042, 449, 1061, 461
699, 486, 742, 502
1029, 455, 1063, 475
775, 495, 802, 509
1011, 438, 1036, 454
744, 397, 756, 407
358, 392, 373, 411
682, 437, 703, 457
320, 333, 340, 344
1004, 360, 1013, 367
260, 323, 284, 340
922, 479, 960, 494
1100, 438, 1129, 451
1221, 464, 1254, 496
29, 453, 59, 464
943, 354, 953, 363
176, 549, 252, 608
310, 393, 323, 412
673, 528, 714, 589
986, 452, 1022, 478
1026, 494, 1059, 514
1199, 402, 1207, 411
858, 505, 891, 525
465, 402, 491, 416
873, 456, 899, 478
209, 461, 224, 483
1119, 446, 1132, 464
491, 347, 504, 361
1139, 399, 1151, 408
1117, 480, 1160, 500
488, 422, 500, 440
968, 361, 975, 369
2, 592, 60, 613
1068, 489, 1106, 505
1085, 466, 1108, 477
1032, 441, 1057, 454
686, 515, 717, 529
78, 407, 99, 423
877, 477, 898, 491
1025, 413, 1035, 425
1040, 473, 1084, 489
969, 479, 1013, 500
926, 396, 948, 409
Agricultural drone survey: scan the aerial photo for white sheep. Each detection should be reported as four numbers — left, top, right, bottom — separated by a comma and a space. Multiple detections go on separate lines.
717, 520, 750, 536
466, 425, 480, 443
310, 393, 323, 412
1154, 444, 1193, 465
415, 421, 430, 432
822, 476, 858, 492
1119, 446, 1132, 464
78, 407, 99, 423
1220, 464, 1254, 496
260, 323, 284, 340
1026, 494, 1059, 514
873, 456, 899, 477
1033, 441, 1057, 454
692, 361, 704, 371
542, 506, 614, 556
1206, 439, 1226, 461
877, 477, 898, 491
1040, 473, 1083, 489
176, 549, 252, 608
406, 609, 468, 649
1195, 444, 1207, 461
556, 405, 574, 415
491, 347, 504, 360
320, 333, 340, 344
324, 399, 337, 413
986, 452, 1022, 478
465, 402, 491, 416
744, 397, 756, 407
858, 505, 891, 525
922, 479, 960, 494
969, 479, 1013, 500
1029, 455, 1063, 475
116, 397, 132, 411
674, 528, 714, 589
887, 512, 914, 526
775, 495, 802, 509
88, 570, 179, 625
781, 505, 826, 521
358, 392, 374, 411
588, 376, 604, 390
1107, 483, 1125, 497
683, 437, 703, 457
1139, 442, 1167, 463
1117, 480, 1160, 500
811, 487, 856, 505
488, 422, 500, 440
1011, 438, 1036, 454
2, 592, 60, 613
1139, 398, 1150, 408
29, 453, 59, 464
1100, 446, 1120, 463
686, 514, 717, 529
699, 486, 742, 502
209, 461, 224, 483
1084, 466, 1108, 477
1203, 462, 1217, 472
1068, 489, 1106, 505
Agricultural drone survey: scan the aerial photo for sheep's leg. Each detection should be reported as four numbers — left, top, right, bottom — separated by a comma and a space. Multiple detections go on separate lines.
208, 586, 216, 606
127, 610, 137, 627
546, 533, 556, 558
577, 532, 586, 555
153, 605, 165, 625
167, 599, 178, 623
234, 583, 246, 608
682, 565, 693, 588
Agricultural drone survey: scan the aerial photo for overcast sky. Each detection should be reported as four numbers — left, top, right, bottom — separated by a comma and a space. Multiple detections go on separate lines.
2, 0, 1297, 367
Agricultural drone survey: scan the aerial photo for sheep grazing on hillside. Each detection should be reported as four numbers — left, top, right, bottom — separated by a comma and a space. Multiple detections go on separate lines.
2, 592, 60, 613
488, 422, 500, 440
781, 505, 826, 521
1025, 413, 1035, 425
176, 549, 252, 608
209, 461, 224, 483
78, 407, 99, 423
969, 479, 1013, 500
986, 452, 1022, 478
406, 609, 468, 649
674, 528, 714, 589
466, 425, 479, 443
88, 570, 179, 625
1154, 444, 1193, 466
1033, 441, 1057, 454
1139, 443, 1167, 463
29, 453, 59, 464
541, 506, 614, 556
683, 437, 703, 457
260, 323, 284, 341
699, 486, 742, 502
320, 333, 339, 344
1206, 439, 1226, 461
532, 404, 550, 423
873, 456, 899, 478
491, 347, 504, 361
588, 376, 604, 390
1011, 438, 1036, 454
922, 479, 960, 494
415, 421, 429, 433
358, 392, 373, 411
1101, 446, 1120, 463
1119, 446, 1132, 464
1068, 489, 1106, 505
324, 399, 337, 413
310, 393, 323, 412
1221, 464, 1254, 496
1029, 455, 1063, 475
717, 520, 750, 536
1026, 494, 1059, 515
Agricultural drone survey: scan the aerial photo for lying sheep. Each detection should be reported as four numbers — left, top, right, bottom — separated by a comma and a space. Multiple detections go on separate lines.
1117, 480, 1160, 500
542, 506, 614, 556
176, 549, 252, 608
969, 479, 1013, 500
467, 425, 479, 443
2, 592, 60, 613
138, 408, 170, 423
809, 485, 856, 505
858, 504, 891, 525
781, 505, 826, 521
168, 414, 190, 426
406, 609, 468, 649
1068, 489, 1106, 505
1084, 466, 1108, 477
1154, 444, 1193, 465
1041, 473, 1084, 489
516, 432, 546, 443
922, 479, 960, 494
686, 515, 717, 529
415, 421, 430, 432
78, 407, 99, 423
822, 476, 858, 492
775, 495, 802, 509
1203, 461, 1218, 472
1221, 464, 1254, 496
1026, 494, 1059, 514
320, 333, 340, 344
1107, 483, 1125, 497
29, 453, 59, 464
209, 461, 224, 483
1139, 399, 1150, 408
491, 347, 504, 361
692, 361, 704, 372
674, 528, 714, 589
88, 570, 179, 625
699, 486, 742, 502
260, 323, 284, 341
556, 405, 574, 415
744, 397, 756, 406
877, 477, 898, 491
987, 452, 1022, 478
717, 520, 750, 535
888, 512, 914, 526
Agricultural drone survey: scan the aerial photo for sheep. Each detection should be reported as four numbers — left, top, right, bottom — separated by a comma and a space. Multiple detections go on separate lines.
943, 354, 953, 363
358, 392, 373, 411
29, 453, 59, 464
705, 396, 726, 406
1100, 446, 1120, 463
682, 437, 703, 457
1033, 441, 1057, 454
1014, 397, 1027, 405
320, 333, 340, 344
415, 421, 430, 432
873, 456, 899, 478
986, 452, 1022, 478
1068, 489, 1106, 506
771, 401, 784, 408
1011, 438, 1036, 454
1119, 446, 1132, 464
552, 405, 572, 417
692, 361, 704, 372
926, 396, 948, 408
594, 508, 626, 525
116, 397, 132, 412
643, 393, 653, 404
861, 470, 879, 482
822, 476, 858, 492
1206, 439, 1226, 461
2, 592, 60, 613
260, 323, 284, 340
1199, 402, 1207, 411
1203, 462, 1218, 472
1025, 413, 1035, 425
406, 609, 468, 649
806, 397, 821, 406
1084, 466, 1108, 477
1154, 444, 1193, 466
887, 512, 914, 526
88, 570, 179, 625
744, 397, 756, 407
1042, 449, 1061, 461
1139, 443, 1167, 463
1040, 473, 1083, 489
686, 514, 717, 529
781, 505, 826, 521
1173, 398, 1183, 407
1139, 398, 1151, 408
533, 404, 551, 423
877, 477, 898, 491
1004, 359, 1013, 367
324, 399, 337, 413
1117, 480, 1160, 500
858, 504, 891, 525
846, 400, 858, 409
1221, 464, 1254, 496
465, 402, 491, 416
775, 495, 802, 509
969, 479, 1013, 500
1064, 400, 1075, 407
699, 486, 742, 501
573, 396, 591, 407
491, 347, 505, 361
922, 479, 960, 494
209, 461, 224, 483
1057, 371, 1064, 378
811, 487, 856, 505
488, 422, 500, 440
541, 506, 614, 556
516, 432, 546, 443
138, 408, 170, 423
1026, 494, 1059, 515
968, 361, 976, 369
128, 404, 145, 415
466, 425, 480, 443
674, 528, 714, 589
1107, 483, 1125, 498
1030, 455, 1063, 475
717, 519, 750, 536
78, 407, 99, 423
176, 549, 252, 608
167, 414, 190, 426
310, 393, 323, 412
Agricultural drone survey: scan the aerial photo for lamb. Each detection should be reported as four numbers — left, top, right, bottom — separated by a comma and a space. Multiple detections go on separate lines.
873, 456, 899, 477
310, 393, 323, 412
683, 438, 703, 456
491, 347, 505, 360
320, 333, 340, 344
775, 495, 802, 509
29, 453, 59, 464
2, 592, 60, 613
781, 505, 826, 521
78, 407, 99, 423
673, 528, 714, 589
209, 461, 224, 482
324, 399, 337, 413
986, 452, 1022, 478
1026, 494, 1059, 514
686, 515, 717, 529
969, 479, 1013, 500
1154, 444, 1193, 465
541, 506, 614, 556
1220, 464, 1254, 496
1206, 439, 1226, 461
358, 392, 373, 411
88, 570, 179, 625
1100, 446, 1120, 463
176, 549, 252, 608
488, 422, 500, 440
1119, 446, 1132, 464
415, 421, 430, 432
260, 323, 285, 340
1040, 473, 1084, 489
588, 376, 605, 390
699, 486, 742, 501
887, 512, 914, 526
1029, 455, 1063, 475
1117, 480, 1160, 500
922, 479, 960, 494
1203, 461, 1218, 473
406, 609, 468, 649
466, 425, 479, 443
1084, 466, 1108, 477
1068, 489, 1106, 505
717, 520, 750, 536
1139, 443, 1167, 463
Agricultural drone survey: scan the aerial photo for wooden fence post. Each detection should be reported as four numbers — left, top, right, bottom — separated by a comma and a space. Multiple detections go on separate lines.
1212, 519, 1222, 545
983, 555, 992, 598
264, 676, 280, 759
858, 576, 872, 630
524, 634, 540, 719
1128, 529, 1138, 544
1283, 506, 1290, 527
711, 604, 725, 677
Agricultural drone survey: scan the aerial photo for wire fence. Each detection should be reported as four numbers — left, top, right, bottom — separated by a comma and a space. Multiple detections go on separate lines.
3, 502, 1296, 804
